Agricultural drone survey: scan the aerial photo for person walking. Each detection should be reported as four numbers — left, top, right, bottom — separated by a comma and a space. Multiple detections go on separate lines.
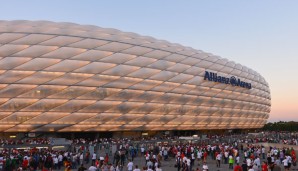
176, 156, 182, 171
202, 162, 208, 171
216, 152, 222, 168
133, 165, 141, 171
229, 155, 235, 169
127, 159, 134, 171
261, 161, 268, 171
234, 163, 242, 171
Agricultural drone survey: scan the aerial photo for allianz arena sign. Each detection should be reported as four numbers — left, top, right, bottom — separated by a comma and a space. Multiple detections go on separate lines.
204, 71, 252, 89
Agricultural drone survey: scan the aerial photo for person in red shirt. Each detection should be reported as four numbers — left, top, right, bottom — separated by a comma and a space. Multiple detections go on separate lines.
95, 159, 100, 168
291, 148, 297, 166
104, 153, 109, 164
234, 163, 242, 171
215, 151, 219, 160
261, 161, 268, 171
203, 151, 208, 162
291, 148, 296, 157
22, 157, 29, 170
181, 152, 185, 160
250, 153, 255, 160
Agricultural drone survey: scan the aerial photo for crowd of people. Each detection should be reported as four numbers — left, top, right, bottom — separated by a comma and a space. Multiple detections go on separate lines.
0, 131, 296, 171
248, 132, 298, 145
0, 138, 51, 146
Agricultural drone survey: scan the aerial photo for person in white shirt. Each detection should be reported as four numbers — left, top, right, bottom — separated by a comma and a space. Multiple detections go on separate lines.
154, 161, 158, 169
152, 154, 156, 160
147, 160, 153, 169
147, 165, 154, 171
145, 153, 150, 164
0, 156, 3, 170
261, 146, 266, 159
246, 158, 252, 167
248, 166, 254, 171
127, 160, 133, 171
163, 149, 168, 160
252, 164, 258, 171
155, 165, 162, 171
186, 158, 191, 170
115, 165, 121, 171
271, 155, 275, 164
197, 150, 202, 166
216, 153, 222, 168
53, 156, 58, 170
273, 149, 278, 156
274, 157, 281, 166
88, 165, 97, 171
80, 153, 84, 165
286, 155, 292, 168
202, 162, 208, 171
58, 154, 63, 170
141, 147, 145, 155
224, 151, 229, 164
133, 165, 141, 171
109, 164, 115, 171
254, 156, 261, 168
235, 155, 240, 164
282, 158, 288, 170
92, 153, 96, 166
191, 152, 195, 169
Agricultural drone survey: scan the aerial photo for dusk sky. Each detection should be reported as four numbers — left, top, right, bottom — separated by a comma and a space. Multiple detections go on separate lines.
1, 0, 298, 122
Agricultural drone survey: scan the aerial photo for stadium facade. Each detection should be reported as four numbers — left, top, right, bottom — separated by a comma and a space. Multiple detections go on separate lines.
0, 20, 270, 133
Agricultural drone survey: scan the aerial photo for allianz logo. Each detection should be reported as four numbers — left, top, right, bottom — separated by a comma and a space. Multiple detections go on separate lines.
204, 71, 252, 89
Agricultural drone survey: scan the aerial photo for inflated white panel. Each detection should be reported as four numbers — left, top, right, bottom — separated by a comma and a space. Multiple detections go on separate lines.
71, 50, 113, 61
12, 45, 59, 57
11, 34, 56, 45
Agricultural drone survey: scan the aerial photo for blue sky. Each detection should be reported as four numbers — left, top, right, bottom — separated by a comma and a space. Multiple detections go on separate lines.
1, 0, 298, 121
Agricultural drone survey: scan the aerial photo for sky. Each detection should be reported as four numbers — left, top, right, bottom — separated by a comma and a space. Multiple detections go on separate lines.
1, 0, 298, 122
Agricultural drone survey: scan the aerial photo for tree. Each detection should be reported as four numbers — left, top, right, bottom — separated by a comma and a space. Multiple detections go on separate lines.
262, 121, 298, 131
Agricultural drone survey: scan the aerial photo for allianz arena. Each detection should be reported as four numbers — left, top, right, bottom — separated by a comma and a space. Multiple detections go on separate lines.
0, 20, 270, 133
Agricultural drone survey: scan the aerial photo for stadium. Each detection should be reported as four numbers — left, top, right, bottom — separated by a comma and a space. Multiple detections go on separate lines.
0, 20, 270, 136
